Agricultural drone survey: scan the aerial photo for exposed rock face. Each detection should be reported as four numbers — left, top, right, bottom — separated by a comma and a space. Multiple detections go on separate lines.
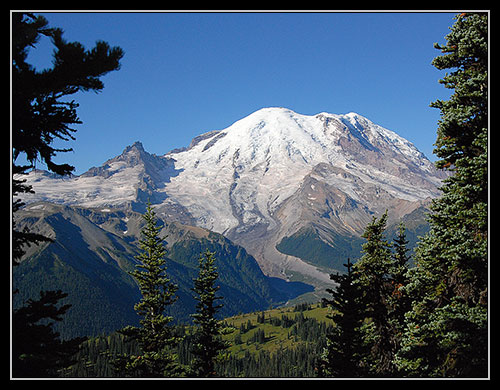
18, 107, 446, 285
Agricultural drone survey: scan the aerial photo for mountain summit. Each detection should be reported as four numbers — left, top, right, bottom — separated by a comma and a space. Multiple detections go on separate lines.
166, 107, 442, 230
19, 107, 447, 285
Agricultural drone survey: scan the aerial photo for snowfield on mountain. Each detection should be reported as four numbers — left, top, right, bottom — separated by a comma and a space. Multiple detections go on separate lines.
18, 107, 447, 285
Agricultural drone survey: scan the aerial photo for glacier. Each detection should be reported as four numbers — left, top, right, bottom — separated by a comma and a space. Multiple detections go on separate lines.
16, 107, 447, 286
164, 107, 443, 234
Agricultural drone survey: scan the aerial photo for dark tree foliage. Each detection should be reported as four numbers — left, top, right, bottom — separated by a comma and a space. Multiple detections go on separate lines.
353, 211, 397, 376
320, 258, 364, 377
396, 13, 488, 377
323, 215, 412, 378
190, 250, 228, 377
114, 204, 181, 377
386, 223, 412, 371
12, 290, 85, 377
12, 12, 124, 175
11, 13, 123, 379
12, 12, 124, 264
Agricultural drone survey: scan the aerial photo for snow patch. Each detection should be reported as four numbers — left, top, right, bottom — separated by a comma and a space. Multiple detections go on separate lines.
18, 106, 444, 236
29, 204, 46, 210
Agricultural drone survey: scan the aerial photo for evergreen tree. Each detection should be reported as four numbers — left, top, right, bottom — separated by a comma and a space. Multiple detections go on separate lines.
392, 223, 410, 282
12, 12, 123, 263
190, 250, 227, 377
12, 15, 123, 376
12, 12, 124, 175
386, 223, 412, 377
114, 203, 181, 377
320, 258, 364, 377
396, 13, 488, 377
353, 211, 396, 376
12, 290, 85, 377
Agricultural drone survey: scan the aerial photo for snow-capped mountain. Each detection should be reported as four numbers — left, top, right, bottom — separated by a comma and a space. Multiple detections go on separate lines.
18, 107, 447, 285
166, 107, 441, 230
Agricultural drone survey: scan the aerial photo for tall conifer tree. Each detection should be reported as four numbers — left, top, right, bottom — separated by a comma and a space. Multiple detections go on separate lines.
190, 250, 227, 377
320, 258, 364, 377
114, 203, 180, 377
396, 13, 488, 377
353, 211, 396, 376
386, 223, 411, 376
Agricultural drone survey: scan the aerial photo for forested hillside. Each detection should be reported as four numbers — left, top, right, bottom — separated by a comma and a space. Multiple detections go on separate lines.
66, 303, 331, 378
13, 203, 312, 338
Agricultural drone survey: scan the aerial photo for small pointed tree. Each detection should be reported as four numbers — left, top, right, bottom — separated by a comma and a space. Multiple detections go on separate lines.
386, 223, 412, 377
320, 258, 364, 377
190, 250, 227, 377
354, 211, 396, 376
114, 203, 180, 377
389, 223, 411, 321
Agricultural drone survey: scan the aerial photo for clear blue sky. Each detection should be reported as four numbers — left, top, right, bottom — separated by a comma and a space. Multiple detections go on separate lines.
25, 11, 456, 174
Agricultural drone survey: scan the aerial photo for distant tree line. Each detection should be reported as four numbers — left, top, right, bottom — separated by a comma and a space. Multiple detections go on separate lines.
65, 304, 333, 378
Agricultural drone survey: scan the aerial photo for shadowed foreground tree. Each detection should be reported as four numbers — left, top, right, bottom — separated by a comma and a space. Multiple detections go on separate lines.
11, 12, 124, 379
12, 290, 85, 377
320, 257, 364, 377
12, 12, 124, 263
395, 12, 488, 377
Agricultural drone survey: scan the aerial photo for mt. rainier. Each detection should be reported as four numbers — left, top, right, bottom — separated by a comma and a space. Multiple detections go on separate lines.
19, 107, 447, 286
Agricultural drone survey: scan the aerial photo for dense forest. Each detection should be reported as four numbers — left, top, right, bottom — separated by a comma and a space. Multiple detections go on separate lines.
12, 12, 488, 378
65, 303, 331, 378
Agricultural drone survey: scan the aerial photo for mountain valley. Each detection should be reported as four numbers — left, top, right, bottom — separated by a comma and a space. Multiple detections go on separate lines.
14, 202, 312, 338
14, 107, 448, 337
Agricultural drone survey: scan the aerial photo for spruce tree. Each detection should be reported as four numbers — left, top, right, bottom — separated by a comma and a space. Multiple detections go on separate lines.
353, 211, 396, 376
12, 12, 123, 263
391, 223, 411, 287
114, 203, 180, 377
190, 250, 227, 377
320, 258, 364, 377
12, 290, 85, 377
386, 223, 412, 376
12, 12, 124, 176
12, 13, 123, 377
396, 13, 488, 377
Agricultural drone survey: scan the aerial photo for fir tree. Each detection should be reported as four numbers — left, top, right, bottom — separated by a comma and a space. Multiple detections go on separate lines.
391, 223, 411, 287
396, 13, 488, 377
190, 250, 227, 377
12, 12, 123, 263
12, 290, 85, 377
353, 211, 396, 376
386, 223, 412, 376
12, 12, 123, 176
114, 203, 181, 377
320, 258, 364, 378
